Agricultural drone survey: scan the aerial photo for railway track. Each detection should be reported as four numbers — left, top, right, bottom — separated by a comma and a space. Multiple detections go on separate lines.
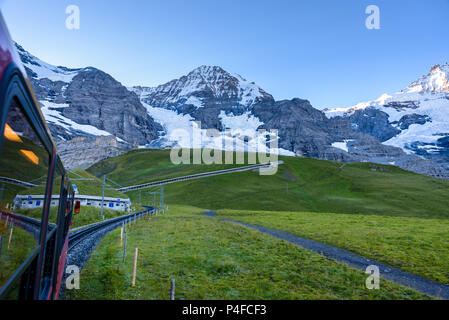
116, 162, 283, 192
0, 210, 47, 240
0, 176, 38, 188
68, 206, 156, 252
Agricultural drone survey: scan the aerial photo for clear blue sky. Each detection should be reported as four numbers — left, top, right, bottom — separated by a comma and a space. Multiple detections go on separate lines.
1, 0, 448, 109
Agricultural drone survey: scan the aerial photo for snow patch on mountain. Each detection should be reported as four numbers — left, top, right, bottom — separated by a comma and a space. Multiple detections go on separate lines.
331, 140, 354, 152
140, 101, 195, 147
219, 110, 263, 131
40, 100, 112, 137
229, 71, 268, 106
139, 99, 293, 156
184, 96, 204, 108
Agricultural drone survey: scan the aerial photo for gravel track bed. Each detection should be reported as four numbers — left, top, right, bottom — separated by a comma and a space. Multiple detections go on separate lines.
60, 219, 129, 298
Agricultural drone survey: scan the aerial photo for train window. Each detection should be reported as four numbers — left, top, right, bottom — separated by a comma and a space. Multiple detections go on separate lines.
0, 98, 50, 290
68, 184, 74, 214
66, 186, 73, 216
49, 168, 63, 225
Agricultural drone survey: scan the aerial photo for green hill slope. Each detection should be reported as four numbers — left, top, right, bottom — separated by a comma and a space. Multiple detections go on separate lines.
87, 149, 257, 187
91, 149, 449, 219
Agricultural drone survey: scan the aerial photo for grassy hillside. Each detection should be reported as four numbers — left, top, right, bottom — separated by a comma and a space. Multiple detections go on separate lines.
68, 170, 126, 198
88, 148, 449, 218
114, 154, 449, 219
0, 220, 37, 289
87, 149, 258, 187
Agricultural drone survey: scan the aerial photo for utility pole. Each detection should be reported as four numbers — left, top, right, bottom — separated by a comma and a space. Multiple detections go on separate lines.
0, 184, 4, 203
139, 190, 141, 207
100, 174, 105, 220
147, 191, 157, 210
160, 185, 164, 213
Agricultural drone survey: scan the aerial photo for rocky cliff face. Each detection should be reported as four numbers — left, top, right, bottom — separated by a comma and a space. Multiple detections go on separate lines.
56, 135, 124, 170
16, 43, 162, 168
60, 69, 161, 147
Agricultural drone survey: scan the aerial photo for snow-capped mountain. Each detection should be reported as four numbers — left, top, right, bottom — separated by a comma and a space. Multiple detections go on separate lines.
16, 43, 83, 83
14, 43, 449, 178
128, 65, 449, 178
326, 63, 449, 170
129, 66, 294, 155
129, 65, 275, 135
16, 43, 161, 146
131, 65, 272, 110
15, 43, 162, 168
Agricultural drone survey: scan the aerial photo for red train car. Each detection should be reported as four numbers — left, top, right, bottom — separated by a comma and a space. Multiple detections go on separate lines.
0, 11, 74, 300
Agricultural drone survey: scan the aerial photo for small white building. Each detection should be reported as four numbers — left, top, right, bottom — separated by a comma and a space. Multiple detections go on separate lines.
13, 194, 132, 212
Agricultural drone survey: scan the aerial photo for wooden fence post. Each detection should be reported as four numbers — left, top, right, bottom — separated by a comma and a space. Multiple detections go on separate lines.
8, 224, 14, 251
132, 248, 138, 287
120, 225, 123, 248
170, 279, 175, 300
123, 232, 127, 263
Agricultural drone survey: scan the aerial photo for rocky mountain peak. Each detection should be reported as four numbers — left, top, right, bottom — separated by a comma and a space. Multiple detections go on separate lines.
406, 63, 449, 93
188, 65, 228, 79
14, 42, 83, 83
133, 65, 273, 110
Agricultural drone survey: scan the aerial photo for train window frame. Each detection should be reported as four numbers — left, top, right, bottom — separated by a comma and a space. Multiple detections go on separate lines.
0, 67, 59, 299
42, 166, 67, 300
0, 97, 53, 298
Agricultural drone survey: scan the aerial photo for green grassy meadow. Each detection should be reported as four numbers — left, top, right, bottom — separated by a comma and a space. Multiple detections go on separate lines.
217, 209, 449, 285
66, 205, 429, 300
112, 151, 449, 219
0, 220, 37, 289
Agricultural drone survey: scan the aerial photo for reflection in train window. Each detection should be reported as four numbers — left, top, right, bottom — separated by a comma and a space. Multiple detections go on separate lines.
0, 98, 50, 289
49, 169, 63, 226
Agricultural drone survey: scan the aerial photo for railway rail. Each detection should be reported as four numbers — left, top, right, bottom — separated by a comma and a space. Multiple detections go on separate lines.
68, 206, 156, 252
117, 161, 283, 192
0, 176, 38, 188
0, 210, 48, 239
